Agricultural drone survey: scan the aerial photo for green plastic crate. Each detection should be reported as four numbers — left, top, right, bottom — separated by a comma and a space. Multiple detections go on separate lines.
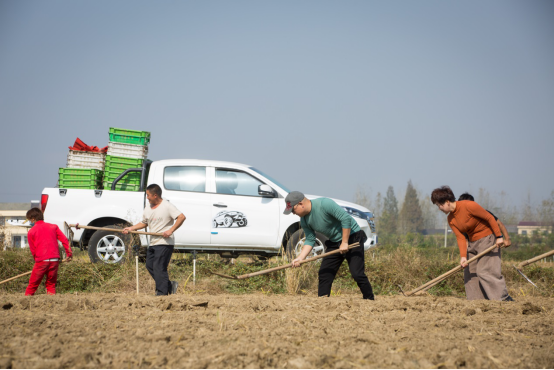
104, 173, 141, 185
59, 168, 103, 181
105, 155, 144, 167
102, 181, 140, 192
59, 168, 103, 176
109, 127, 151, 138
58, 180, 101, 189
109, 128, 151, 145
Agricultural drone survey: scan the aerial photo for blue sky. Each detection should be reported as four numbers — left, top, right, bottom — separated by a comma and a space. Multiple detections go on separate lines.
1, 0, 553, 210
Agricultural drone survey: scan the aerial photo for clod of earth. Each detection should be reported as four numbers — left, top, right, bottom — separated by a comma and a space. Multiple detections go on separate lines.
522, 302, 542, 315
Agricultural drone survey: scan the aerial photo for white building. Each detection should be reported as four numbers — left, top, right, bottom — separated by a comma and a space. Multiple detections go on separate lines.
0, 202, 36, 250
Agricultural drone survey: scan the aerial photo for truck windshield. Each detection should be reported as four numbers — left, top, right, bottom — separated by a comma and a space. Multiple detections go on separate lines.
249, 167, 291, 193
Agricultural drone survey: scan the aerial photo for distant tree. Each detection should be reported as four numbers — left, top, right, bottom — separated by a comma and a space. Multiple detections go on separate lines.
399, 180, 424, 234
538, 191, 554, 224
379, 186, 399, 236
354, 185, 373, 211
475, 188, 519, 225
374, 191, 383, 220
477, 188, 495, 211
521, 191, 537, 222
420, 194, 440, 229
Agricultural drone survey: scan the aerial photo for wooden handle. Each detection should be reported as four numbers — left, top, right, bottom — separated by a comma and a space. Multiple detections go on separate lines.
234, 242, 360, 279
405, 243, 501, 296
418, 268, 460, 294
519, 249, 554, 268
68, 224, 164, 237
0, 271, 32, 285
0, 258, 71, 285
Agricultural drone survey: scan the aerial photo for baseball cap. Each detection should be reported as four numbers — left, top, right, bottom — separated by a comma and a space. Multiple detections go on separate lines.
284, 191, 305, 215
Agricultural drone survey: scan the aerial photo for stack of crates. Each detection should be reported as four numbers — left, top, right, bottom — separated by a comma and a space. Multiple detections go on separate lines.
61, 147, 106, 189
58, 168, 103, 189
66, 150, 106, 171
104, 128, 150, 191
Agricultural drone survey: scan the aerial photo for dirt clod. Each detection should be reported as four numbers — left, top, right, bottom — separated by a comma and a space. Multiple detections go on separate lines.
522, 302, 542, 315
0, 357, 13, 369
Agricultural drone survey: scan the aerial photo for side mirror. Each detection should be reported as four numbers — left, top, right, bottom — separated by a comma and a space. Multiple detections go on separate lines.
258, 184, 275, 197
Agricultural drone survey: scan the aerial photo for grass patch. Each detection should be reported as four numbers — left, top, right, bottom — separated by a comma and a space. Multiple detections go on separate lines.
1, 243, 552, 298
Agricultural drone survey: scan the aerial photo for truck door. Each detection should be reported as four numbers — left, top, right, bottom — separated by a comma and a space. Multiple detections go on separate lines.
210, 168, 280, 248
162, 165, 211, 247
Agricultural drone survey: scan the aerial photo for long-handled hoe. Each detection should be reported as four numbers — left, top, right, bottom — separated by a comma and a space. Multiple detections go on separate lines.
66, 224, 166, 295
401, 243, 506, 296
513, 249, 554, 288
0, 258, 71, 286
211, 242, 360, 280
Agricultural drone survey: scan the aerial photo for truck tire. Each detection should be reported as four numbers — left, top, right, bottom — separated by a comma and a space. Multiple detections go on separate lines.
88, 225, 131, 264
285, 229, 328, 262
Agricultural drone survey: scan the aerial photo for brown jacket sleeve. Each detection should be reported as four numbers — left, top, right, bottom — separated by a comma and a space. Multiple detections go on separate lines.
449, 219, 468, 257
467, 201, 502, 238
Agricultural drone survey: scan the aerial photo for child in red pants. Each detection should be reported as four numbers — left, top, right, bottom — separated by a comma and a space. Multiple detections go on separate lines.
25, 208, 72, 296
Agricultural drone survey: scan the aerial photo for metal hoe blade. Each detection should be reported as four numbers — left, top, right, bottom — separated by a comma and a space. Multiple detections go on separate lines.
513, 265, 538, 288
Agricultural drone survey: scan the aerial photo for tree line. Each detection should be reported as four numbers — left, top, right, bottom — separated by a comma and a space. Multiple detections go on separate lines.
354, 182, 554, 239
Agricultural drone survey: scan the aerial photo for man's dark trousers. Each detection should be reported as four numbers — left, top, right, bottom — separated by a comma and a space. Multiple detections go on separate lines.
146, 245, 174, 296
318, 231, 374, 300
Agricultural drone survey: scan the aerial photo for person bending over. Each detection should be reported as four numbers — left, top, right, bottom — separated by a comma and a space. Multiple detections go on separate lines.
458, 192, 511, 248
431, 186, 513, 301
286, 191, 374, 300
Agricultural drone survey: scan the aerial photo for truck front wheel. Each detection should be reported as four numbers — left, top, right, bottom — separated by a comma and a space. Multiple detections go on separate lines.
88, 225, 131, 264
285, 229, 328, 262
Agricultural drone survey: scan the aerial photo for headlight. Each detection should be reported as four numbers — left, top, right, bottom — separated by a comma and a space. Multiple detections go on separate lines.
342, 207, 372, 222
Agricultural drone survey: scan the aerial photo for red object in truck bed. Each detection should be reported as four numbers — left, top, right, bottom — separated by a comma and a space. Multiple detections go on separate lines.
69, 138, 108, 153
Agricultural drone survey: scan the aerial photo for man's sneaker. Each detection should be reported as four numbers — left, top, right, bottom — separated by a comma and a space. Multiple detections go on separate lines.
171, 281, 179, 295
503, 295, 515, 302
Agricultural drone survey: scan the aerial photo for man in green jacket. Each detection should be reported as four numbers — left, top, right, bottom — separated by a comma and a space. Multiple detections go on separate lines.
285, 191, 374, 300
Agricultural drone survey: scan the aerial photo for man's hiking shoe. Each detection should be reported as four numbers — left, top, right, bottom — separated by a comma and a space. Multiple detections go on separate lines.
171, 281, 179, 295
503, 295, 515, 302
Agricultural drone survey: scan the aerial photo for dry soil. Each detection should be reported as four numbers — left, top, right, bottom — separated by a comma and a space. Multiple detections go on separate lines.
1, 292, 553, 368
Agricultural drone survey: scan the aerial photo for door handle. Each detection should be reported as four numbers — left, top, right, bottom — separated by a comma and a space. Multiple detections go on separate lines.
213, 203, 227, 208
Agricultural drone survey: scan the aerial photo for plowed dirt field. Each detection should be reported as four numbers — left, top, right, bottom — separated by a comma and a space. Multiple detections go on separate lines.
1, 293, 553, 368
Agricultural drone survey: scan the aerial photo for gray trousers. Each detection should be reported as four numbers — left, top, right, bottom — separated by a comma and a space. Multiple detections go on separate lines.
464, 234, 509, 300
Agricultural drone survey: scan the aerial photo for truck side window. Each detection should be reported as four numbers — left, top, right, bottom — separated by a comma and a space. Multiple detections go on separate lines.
215, 169, 264, 197
164, 166, 206, 192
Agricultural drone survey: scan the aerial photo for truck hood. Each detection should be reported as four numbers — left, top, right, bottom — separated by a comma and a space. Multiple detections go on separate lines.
305, 194, 370, 213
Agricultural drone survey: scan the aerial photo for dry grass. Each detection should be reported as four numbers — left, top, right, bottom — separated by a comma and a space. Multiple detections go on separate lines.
2, 244, 553, 298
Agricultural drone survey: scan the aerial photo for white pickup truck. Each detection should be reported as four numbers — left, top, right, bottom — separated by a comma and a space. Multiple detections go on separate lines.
41, 159, 377, 264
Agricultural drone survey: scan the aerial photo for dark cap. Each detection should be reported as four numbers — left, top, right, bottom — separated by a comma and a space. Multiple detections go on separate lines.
284, 191, 305, 215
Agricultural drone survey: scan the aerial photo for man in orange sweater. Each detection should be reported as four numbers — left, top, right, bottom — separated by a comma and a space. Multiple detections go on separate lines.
431, 186, 512, 301
25, 208, 73, 296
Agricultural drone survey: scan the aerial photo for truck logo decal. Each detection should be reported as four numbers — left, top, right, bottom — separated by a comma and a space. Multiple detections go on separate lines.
212, 211, 248, 228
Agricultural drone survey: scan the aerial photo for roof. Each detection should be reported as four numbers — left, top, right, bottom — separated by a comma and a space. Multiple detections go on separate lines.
0, 211, 27, 216
153, 159, 253, 169
0, 203, 31, 211
518, 221, 554, 227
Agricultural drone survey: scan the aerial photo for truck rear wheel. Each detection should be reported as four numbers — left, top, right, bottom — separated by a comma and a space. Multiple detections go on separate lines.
88, 225, 131, 264
285, 229, 328, 262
